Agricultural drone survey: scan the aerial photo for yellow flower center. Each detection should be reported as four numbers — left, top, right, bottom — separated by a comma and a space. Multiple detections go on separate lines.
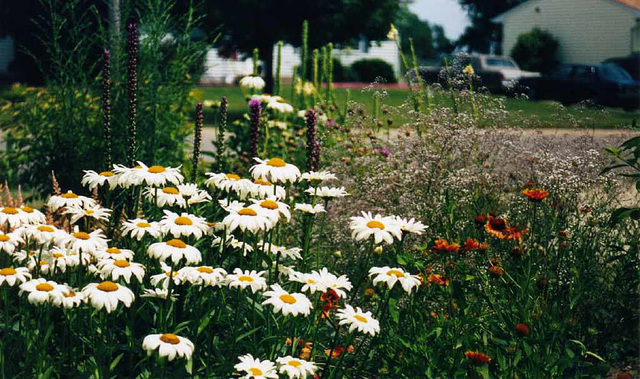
354, 315, 368, 323
260, 200, 278, 210
97, 281, 118, 292
307, 279, 316, 284
238, 208, 257, 216
280, 294, 297, 304
37, 225, 54, 232
387, 270, 405, 278
2, 207, 18, 214
366, 220, 385, 230
166, 239, 187, 248
113, 260, 130, 268
159, 333, 180, 345
266, 158, 286, 167
40, 261, 49, 266
249, 368, 263, 376
133, 165, 142, 169
73, 232, 90, 240
197, 267, 214, 274
225, 173, 241, 181
61, 192, 78, 199
238, 275, 254, 282
254, 179, 271, 186
0, 268, 16, 276
288, 360, 301, 367
63, 291, 76, 298
136, 222, 151, 228
100, 171, 115, 177
36, 283, 54, 292
106, 247, 121, 254
148, 165, 166, 173
21, 206, 34, 213
53, 253, 64, 258
0, 235, 9, 242
165, 271, 178, 278
85, 210, 94, 215
174, 216, 193, 226
162, 187, 179, 195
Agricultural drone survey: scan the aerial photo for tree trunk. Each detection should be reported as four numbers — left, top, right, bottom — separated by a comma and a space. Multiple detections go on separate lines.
109, 0, 121, 42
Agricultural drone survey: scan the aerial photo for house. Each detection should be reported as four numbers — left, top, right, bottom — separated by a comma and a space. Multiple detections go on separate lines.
492, 0, 640, 64
199, 40, 400, 85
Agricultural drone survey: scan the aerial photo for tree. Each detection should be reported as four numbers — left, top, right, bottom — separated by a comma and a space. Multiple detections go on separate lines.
432, 25, 455, 57
193, 0, 402, 93
395, 7, 435, 63
511, 28, 559, 73
457, 0, 525, 53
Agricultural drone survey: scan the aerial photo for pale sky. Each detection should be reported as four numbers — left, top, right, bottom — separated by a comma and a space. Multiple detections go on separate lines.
408, 0, 471, 41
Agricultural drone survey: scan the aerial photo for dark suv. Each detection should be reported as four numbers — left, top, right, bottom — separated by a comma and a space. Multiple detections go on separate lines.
520, 63, 640, 110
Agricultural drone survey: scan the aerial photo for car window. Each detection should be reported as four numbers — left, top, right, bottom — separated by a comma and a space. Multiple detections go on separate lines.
550, 65, 573, 78
599, 64, 633, 81
485, 58, 517, 68
572, 66, 595, 80
470, 58, 482, 70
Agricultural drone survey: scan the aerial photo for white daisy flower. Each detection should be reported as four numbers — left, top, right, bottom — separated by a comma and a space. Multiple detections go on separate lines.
226, 269, 267, 293
314, 268, 352, 298
60, 228, 109, 254
51, 287, 86, 309
19, 278, 65, 305
159, 211, 209, 240
18, 205, 46, 224
239, 75, 266, 91
368, 266, 422, 294
0, 207, 27, 228
133, 162, 184, 187
276, 356, 318, 379
150, 263, 185, 290
256, 94, 273, 103
294, 203, 325, 214
94, 246, 135, 261
257, 241, 302, 260
250, 179, 287, 200
47, 191, 96, 212
50, 247, 91, 268
234, 354, 278, 379
97, 259, 145, 284
18, 224, 66, 246
145, 186, 186, 208
249, 198, 291, 223
300, 171, 336, 183
221, 207, 273, 234
349, 211, 402, 245
0, 231, 23, 254
121, 219, 161, 241
178, 183, 211, 205
147, 239, 202, 265
0, 267, 31, 287
250, 158, 301, 184
205, 173, 255, 199
266, 97, 294, 113
179, 266, 227, 287
212, 235, 254, 256
219, 199, 247, 213
305, 186, 349, 199
262, 284, 312, 317
142, 333, 195, 361
290, 271, 323, 294
112, 164, 145, 188
336, 304, 380, 336
63, 204, 111, 225
140, 288, 178, 301
82, 281, 135, 313
393, 217, 427, 235
267, 120, 288, 130
81, 170, 119, 190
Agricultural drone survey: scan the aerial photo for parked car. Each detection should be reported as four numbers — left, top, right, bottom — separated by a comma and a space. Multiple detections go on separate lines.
520, 63, 640, 110
603, 55, 640, 81
419, 53, 539, 93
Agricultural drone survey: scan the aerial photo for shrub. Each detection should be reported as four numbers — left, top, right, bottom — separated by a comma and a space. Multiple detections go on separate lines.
511, 28, 559, 73
351, 58, 396, 83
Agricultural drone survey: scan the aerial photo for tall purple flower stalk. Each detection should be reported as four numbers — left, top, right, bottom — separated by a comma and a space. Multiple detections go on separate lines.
192, 103, 204, 182
249, 98, 261, 159
126, 22, 139, 167
102, 49, 112, 170
305, 108, 320, 171
215, 97, 228, 172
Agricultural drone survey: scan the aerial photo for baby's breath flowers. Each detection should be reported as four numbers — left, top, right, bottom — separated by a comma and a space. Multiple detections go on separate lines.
234, 354, 278, 379
97, 259, 145, 284
336, 305, 380, 336
250, 158, 301, 184
262, 284, 313, 317
81, 170, 118, 190
148, 239, 202, 265
227, 269, 267, 293
142, 333, 195, 361
133, 162, 184, 187
47, 190, 96, 212
121, 218, 161, 240
82, 281, 135, 313
369, 266, 422, 294
276, 356, 318, 379
349, 212, 402, 245
0, 267, 31, 287
294, 203, 325, 214
159, 210, 208, 239
222, 206, 272, 233
19, 278, 65, 305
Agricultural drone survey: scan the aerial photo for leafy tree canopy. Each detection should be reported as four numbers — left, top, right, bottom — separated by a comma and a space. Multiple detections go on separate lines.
457, 0, 525, 53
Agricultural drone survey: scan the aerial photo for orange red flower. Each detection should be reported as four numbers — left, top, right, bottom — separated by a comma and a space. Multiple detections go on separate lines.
488, 265, 504, 277
426, 274, 449, 287
485, 216, 528, 241
320, 289, 340, 318
465, 351, 491, 365
431, 239, 460, 254
325, 345, 354, 359
461, 238, 480, 252
522, 188, 549, 202
515, 323, 531, 337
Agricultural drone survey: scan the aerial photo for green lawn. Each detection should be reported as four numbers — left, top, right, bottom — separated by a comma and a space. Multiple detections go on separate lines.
197, 85, 640, 129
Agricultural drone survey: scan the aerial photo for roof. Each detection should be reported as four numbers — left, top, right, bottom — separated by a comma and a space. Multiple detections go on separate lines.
492, 0, 640, 22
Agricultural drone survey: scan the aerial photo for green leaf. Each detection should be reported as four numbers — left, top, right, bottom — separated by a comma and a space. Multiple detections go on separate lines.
185, 358, 193, 374
565, 346, 575, 359
38, 366, 54, 379
197, 311, 213, 336
236, 327, 262, 342
110, 353, 124, 371
389, 297, 400, 323
585, 351, 606, 362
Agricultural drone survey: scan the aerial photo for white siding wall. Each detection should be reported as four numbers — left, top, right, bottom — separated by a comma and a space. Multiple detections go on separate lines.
0, 37, 15, 73
200, 41, 400, 84
500, 0, 638, 63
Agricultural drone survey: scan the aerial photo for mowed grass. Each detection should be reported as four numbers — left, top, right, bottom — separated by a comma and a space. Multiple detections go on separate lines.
196, 85, 640, 129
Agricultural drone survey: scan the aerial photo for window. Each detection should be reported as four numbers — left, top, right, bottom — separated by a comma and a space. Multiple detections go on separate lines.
485, 58, 517, 68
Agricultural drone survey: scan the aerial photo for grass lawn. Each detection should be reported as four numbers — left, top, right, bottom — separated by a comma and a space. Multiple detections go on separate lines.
197, 85, 640, 129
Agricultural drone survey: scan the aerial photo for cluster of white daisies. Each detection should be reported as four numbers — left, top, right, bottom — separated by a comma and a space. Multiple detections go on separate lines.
0, 156, 428, 377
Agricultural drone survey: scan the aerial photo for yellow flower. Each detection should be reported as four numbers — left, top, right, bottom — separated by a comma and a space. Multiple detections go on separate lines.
463, 64, 475, 76
387, 24, 399, 41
